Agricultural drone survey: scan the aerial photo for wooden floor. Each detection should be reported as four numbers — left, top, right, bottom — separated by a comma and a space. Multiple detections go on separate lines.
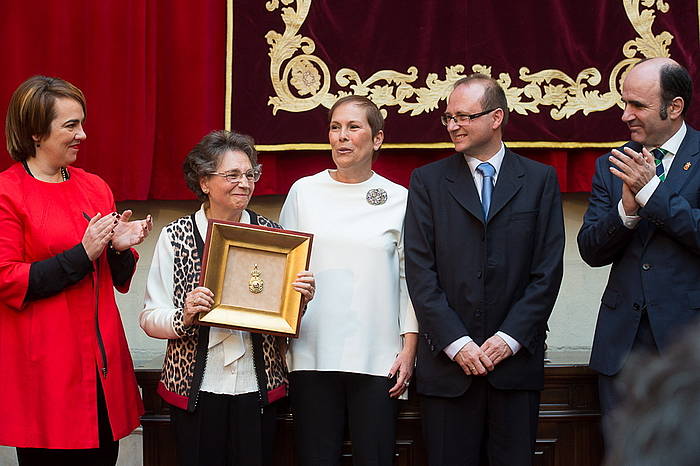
136, 351, 603, 466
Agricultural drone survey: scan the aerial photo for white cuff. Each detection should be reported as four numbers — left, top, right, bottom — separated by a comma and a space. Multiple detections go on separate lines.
444, 336, 472, 360
617, 199, 641, 229
496, 331, 521, 355
635, 176, 660, 208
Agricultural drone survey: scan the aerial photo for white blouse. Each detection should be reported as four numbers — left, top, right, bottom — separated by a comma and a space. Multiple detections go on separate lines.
280, 170, 418, 377
140, 206, 258, 396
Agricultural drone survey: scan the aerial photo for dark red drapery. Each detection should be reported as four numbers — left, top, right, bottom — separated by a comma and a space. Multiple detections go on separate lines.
0, 0, 225, 200
0, 1, 697, 199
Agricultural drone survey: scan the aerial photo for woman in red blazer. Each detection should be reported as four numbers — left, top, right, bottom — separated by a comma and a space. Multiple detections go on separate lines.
0, 76, 152, 466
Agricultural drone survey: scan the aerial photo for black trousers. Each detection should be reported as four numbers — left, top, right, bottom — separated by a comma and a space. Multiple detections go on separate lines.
16, 379, 119, 466
421, 376, 540, 466
169, 390, 278, 466
289, 371, 399, 466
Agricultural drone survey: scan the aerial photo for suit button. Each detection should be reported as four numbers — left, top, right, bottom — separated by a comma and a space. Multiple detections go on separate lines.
607, 226, 616, 235
477, 271, 482, 279
633, 303, 640, 311
642, 263, 651, 271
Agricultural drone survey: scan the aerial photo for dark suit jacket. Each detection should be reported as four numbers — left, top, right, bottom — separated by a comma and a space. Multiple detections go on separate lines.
578, 124, 700, 376
405, 148, 565, 397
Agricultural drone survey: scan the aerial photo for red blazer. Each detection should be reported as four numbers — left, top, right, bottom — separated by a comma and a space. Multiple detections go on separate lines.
0, 163, 143, 449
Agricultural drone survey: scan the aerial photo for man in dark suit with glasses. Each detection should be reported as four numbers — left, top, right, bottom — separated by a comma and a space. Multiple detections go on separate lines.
405, 73, 565, 465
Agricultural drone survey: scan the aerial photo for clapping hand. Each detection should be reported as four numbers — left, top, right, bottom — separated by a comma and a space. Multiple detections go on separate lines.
82, 212, 118, 261
609, 146, 656, 194
111, 210, 153, 252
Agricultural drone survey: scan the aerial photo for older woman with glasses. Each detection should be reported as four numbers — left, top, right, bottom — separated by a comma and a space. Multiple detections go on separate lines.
140, 130, 314, 466
280, 95, 418, 465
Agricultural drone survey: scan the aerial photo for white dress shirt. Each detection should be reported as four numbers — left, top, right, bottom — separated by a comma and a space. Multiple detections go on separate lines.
443, 143, 523, 360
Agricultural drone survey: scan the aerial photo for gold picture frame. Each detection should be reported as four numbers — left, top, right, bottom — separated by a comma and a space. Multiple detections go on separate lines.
197, 219, 313, 337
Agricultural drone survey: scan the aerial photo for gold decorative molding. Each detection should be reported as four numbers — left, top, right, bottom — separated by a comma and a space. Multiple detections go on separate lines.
229, 0, 682, 148
253, 141, 630, 152
265, 0, 673, 119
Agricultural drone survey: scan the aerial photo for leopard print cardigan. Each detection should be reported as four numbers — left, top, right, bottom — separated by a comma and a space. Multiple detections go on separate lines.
156, 210, 288, 412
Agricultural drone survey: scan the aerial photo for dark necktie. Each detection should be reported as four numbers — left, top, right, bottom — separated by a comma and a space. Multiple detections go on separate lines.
652, 147, 668, 182
476, 162, 495, 220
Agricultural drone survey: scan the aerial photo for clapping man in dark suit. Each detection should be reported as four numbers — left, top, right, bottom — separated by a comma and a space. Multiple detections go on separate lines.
405, 73, 565, 466
578, 58, 698, 419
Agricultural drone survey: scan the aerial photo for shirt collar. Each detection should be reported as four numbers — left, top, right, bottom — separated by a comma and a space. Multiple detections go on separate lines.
658, 122, 687, 155
196, 205, 251, 237
464, 142, 506, 177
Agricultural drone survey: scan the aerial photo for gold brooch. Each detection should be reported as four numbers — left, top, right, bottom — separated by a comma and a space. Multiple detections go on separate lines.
684, 162, 692, 171
248, 264, 264, 294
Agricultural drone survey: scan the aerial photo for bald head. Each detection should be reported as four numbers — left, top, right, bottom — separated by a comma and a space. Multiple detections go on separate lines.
627, 58, 692, 117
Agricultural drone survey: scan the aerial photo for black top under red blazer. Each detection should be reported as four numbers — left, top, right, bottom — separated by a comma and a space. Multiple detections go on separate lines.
405, 148, 565, 396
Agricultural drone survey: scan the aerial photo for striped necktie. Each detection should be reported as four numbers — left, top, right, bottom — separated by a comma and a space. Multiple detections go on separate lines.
652, 147, 668, 182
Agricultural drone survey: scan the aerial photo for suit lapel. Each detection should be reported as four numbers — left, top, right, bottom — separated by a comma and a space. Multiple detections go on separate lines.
487, 149, 524, 222
641, 127, 700, 245
445, 154, 484, 223
662, 127, 700, 193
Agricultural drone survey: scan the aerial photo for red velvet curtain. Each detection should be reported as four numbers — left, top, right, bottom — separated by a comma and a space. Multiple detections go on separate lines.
0, 0, 224, 200
0, 1, 697, 199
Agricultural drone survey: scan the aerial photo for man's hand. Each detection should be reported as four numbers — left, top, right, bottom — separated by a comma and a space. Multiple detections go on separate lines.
454, 341, 494, 376
621, 182, 639, 216
480, 334, 513, 367
609, 147, 656, 194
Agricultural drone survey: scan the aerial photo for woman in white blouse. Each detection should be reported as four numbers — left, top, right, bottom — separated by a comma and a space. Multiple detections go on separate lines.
280, 95, 418, 465
140, 130, 314, 466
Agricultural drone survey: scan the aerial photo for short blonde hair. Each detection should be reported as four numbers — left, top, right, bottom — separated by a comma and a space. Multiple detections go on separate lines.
5, 75, 86, 161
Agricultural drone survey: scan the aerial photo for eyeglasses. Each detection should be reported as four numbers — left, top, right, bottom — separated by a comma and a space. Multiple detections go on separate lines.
440, 108, 499, 126
209, 166, 262, 184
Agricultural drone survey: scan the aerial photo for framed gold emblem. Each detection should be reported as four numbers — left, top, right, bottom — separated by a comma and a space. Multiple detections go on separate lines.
198, 219, 313, 337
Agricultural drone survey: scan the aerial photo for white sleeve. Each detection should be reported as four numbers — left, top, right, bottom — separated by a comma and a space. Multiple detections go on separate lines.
496, 331, 522, 355
398, 228, 419, 334
617, 200, 641, 229
279, 183, 299, 230
635, 175, 661, 208
444, 336, 472, 360
140, 227, 180, 339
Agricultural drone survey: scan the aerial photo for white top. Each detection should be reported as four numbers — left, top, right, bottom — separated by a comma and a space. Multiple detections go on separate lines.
280, 170, 418, 377
140, 206, 258, 396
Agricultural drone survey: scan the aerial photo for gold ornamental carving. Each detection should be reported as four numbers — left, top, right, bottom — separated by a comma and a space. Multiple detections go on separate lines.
264, 0, 675, 121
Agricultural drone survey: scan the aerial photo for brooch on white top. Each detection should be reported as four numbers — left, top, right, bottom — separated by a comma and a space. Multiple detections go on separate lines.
366, 188, 387, 206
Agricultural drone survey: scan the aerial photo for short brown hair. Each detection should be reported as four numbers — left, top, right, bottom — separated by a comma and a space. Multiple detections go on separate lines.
183, 130, 259, 201
5, 75, 87, 161
328, 95, 384, 137
453, 73, 509, 125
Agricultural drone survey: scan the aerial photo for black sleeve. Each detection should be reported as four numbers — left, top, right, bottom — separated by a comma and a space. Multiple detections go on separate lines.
25, 243, 94, 301
107, 247, 136, 287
